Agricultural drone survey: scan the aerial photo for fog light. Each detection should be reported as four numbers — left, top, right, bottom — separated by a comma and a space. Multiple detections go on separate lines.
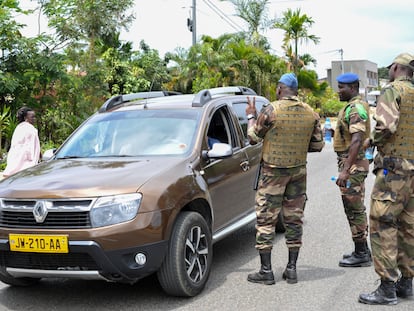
135, 253, 147, 265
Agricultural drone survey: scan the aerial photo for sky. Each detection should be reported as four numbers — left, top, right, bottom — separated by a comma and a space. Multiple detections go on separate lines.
17, 0, 414, 78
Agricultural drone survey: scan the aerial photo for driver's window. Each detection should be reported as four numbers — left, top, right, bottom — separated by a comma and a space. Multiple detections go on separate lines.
207, 109, 230, 149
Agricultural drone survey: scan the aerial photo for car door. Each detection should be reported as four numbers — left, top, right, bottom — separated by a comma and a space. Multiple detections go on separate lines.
228, 97, 267, 214
201, 103, 257, 232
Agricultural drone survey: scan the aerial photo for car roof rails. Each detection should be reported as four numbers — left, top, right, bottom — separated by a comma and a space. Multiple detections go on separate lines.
99, 91, 182, 112
192, 86, 257, 107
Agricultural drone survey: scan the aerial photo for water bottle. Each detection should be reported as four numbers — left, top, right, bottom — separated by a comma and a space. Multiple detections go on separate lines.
331, 176, 351, 188
365, 146, 374, 161
324, 118, 332, 143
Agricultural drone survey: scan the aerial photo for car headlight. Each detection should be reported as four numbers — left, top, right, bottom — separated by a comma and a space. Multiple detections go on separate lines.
90, 193, 142, 227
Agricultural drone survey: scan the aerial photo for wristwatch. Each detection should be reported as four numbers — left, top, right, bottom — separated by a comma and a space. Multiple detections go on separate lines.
246, 113, 256, 120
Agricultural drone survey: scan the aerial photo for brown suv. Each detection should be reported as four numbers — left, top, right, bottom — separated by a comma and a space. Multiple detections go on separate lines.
0, 87, 270, 297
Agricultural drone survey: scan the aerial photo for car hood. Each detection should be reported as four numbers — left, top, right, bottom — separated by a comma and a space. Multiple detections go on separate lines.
0, 158, 186, 199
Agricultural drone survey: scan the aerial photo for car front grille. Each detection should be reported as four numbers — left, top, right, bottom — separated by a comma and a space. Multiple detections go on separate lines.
0, 251, 99, 270
0, 211, 91, 228
0, 199, 93, 228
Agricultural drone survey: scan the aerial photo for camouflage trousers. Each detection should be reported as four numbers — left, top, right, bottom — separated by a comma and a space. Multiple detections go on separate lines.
338, 157, 369, 242
254, 164, 306, 251
370, 169, 414, 281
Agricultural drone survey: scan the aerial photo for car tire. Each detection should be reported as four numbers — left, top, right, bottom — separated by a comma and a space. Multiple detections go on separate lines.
157, 211, 212, 297
275, 212, 286, 233
0, 272, 40, 286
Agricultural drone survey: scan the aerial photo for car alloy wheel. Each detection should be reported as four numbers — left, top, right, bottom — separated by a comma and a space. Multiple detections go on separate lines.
185, 224, 209, 283
157, 211, 212, 297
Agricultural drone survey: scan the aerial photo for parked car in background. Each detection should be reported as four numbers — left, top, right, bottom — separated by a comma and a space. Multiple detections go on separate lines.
0, 86, 277, 297
367, 90, 380, 107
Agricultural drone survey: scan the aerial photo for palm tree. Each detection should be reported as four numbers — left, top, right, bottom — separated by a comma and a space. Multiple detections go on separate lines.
221, 0, 273, 49
164, 47, 194, 93
273, 8, 320, 75
165, 33, 284, 97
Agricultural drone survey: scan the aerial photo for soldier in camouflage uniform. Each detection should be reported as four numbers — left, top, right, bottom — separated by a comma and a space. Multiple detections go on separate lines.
245, 73, 324, 285
331, 73, 372, 268
359, 53, 414, 305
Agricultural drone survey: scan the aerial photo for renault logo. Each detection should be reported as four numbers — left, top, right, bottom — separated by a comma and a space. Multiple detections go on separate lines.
33, 201, 50, 223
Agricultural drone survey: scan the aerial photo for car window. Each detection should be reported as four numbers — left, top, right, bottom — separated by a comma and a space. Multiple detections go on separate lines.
231, 100, 265, 140
206, 106, 240, 149
57, 109, 200, 158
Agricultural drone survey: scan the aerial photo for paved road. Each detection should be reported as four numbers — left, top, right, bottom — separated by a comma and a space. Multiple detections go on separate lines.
0, 143, 412, 310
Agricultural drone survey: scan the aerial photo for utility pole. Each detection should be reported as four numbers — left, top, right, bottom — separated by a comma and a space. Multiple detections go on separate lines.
192, 0, 196, 46
321, 49, 345, 76
339, 48, 344, 74
187, 0, 197, 47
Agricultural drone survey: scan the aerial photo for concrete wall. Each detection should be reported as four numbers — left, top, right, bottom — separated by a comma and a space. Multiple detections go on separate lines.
329, 60, 378, 94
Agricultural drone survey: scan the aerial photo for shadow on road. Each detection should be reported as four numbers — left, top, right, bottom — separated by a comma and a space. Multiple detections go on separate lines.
0, 222, 284, 310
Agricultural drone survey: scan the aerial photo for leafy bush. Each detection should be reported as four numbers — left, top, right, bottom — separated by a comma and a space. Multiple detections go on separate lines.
322, 98, 343, 117
300, 84, 344, 118
0, 150, 7, 171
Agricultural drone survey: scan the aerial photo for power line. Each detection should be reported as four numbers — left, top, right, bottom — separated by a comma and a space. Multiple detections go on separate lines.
318, 48, 344, 73
202, 0, 244, 32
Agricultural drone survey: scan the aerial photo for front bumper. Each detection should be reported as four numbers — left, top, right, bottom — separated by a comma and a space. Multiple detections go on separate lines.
0, 238, 168, 283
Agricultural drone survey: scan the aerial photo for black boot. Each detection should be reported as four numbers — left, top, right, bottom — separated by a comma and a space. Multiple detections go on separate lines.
343, 241, 371, 259
396, 277, 413, 298
247, 251, 275, 285
282, 248, 299, 284
359, 280, 398, 305
339, 241, 371, 267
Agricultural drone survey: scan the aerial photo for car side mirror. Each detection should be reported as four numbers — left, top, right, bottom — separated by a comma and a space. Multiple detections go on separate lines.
202, 143, 233, 160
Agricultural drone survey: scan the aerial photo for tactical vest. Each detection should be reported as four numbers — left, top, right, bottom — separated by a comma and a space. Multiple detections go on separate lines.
380, 81, 414, 160
333, 99, 370, 154
262, 100, 316, 167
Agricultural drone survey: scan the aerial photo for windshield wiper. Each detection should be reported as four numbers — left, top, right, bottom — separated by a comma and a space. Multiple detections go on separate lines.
57, 154, 136, 159
56, 155, 82, 159
94, 154, 135, 157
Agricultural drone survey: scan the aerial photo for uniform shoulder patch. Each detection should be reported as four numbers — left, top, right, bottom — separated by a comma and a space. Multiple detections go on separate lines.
345, 103, 368, 123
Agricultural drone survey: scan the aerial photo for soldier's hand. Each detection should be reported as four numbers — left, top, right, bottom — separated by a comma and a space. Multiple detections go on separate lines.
246, 96, 257, 115
337, 170, 350, 188
362, 138, 371, 151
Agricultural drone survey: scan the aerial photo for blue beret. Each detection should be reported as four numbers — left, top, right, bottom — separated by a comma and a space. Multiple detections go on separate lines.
278, 73, 298, 89
336, 73, 359, 84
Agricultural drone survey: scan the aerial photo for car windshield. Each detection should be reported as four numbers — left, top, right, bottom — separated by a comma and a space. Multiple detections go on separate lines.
56, 109, 200, 158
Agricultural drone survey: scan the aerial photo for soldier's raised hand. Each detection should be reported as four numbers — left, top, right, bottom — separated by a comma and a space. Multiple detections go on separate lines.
246, 96, 257, 115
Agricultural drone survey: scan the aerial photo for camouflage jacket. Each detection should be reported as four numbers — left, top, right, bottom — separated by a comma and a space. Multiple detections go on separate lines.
372, 76, 414, 174
333, 95, 370, 158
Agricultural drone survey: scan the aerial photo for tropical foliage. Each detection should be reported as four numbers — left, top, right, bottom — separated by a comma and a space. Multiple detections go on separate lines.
273, 8, 320, 75
1, 0, 345, 168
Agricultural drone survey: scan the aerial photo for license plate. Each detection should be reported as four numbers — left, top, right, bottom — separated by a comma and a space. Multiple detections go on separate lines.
9, 234, 69, 253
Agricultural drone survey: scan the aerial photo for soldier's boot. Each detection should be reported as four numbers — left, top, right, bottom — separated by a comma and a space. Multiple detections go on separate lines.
282, 248, 299, 284
396, 277, 413, 298
359, 280, 398, 305
247, 251, 275, 285
343, 241, 371, 259
339, 241, 371, 267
